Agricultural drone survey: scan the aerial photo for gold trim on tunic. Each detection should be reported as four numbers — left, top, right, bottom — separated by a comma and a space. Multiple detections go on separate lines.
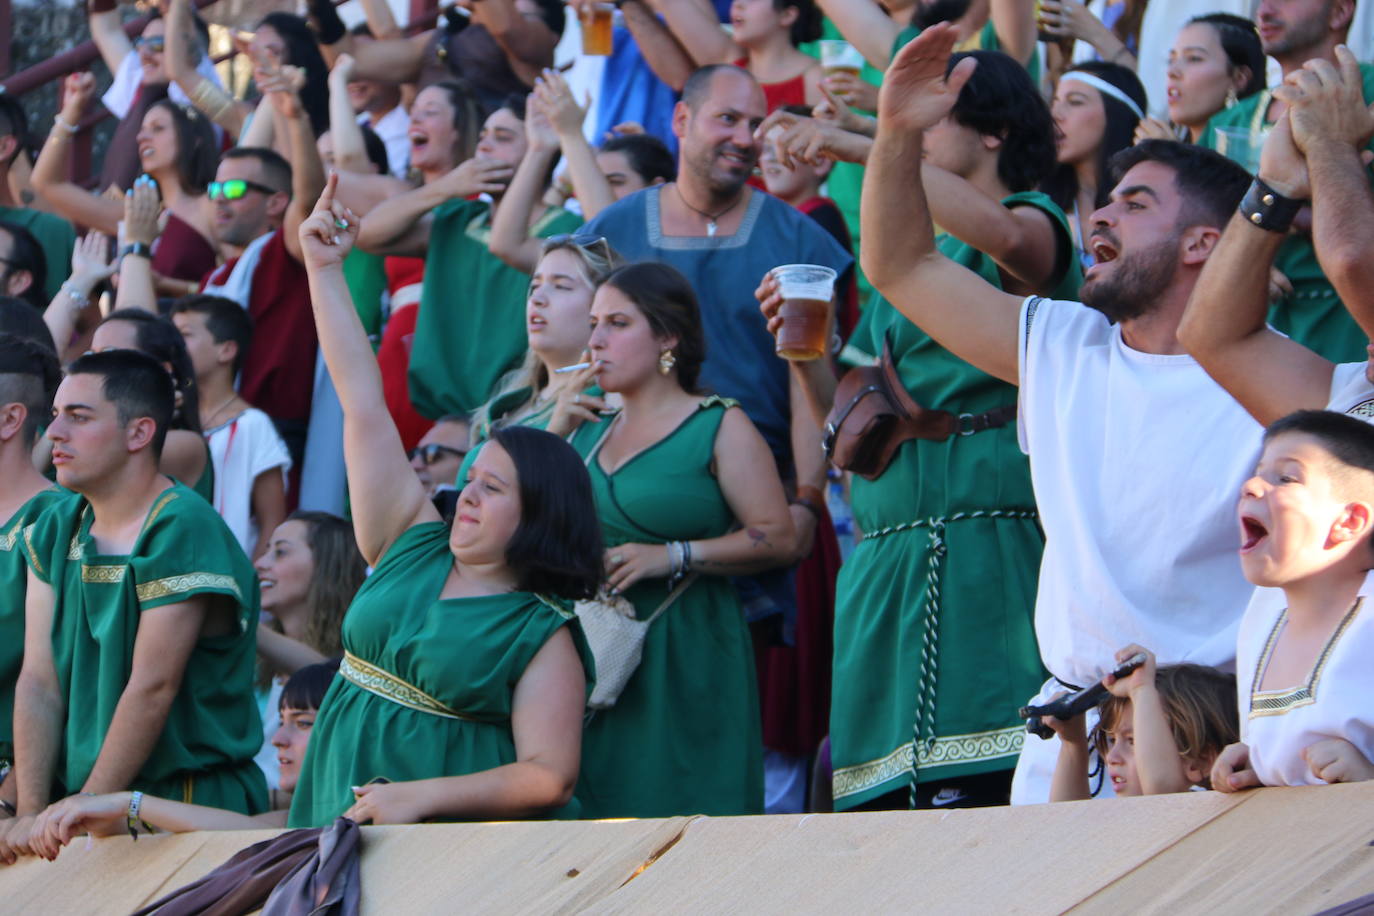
1248, 597, 1363, 719
340, 651, 478, 722
832, 725, 1025, 800
136, 572, 243, 604
82, 564, 128, 584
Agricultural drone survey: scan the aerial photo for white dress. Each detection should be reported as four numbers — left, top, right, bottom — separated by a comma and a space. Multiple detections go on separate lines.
1237, 574, 1374, 787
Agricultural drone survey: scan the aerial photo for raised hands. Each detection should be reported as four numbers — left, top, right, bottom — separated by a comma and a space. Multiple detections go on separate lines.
1258, 112, 1311, 200
533, 69, 589, 140
298, 171, 360, 270
123, 174, 164, 247
1276, 45, 1374, 155
877, 23, 978, 134
435, 156, 517, 202
60, 72, 97, 123
545, 355, 608, 437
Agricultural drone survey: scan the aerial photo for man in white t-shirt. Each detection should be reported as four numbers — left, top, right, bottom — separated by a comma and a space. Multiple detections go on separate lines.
857, 26, 1262, 803
1181, 46, 1374, 426
170, 296, 290, 559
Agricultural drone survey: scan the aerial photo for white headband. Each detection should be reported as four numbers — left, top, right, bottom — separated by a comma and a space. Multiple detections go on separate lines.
1061, 72, 1145, 120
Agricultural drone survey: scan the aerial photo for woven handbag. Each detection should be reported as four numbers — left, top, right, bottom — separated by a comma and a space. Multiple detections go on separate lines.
575, 574, 697, 710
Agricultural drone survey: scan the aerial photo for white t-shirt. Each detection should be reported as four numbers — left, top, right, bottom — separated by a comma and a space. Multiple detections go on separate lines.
359, 105, 411, 179
205, 406, 291, 555
1236, 572, 1374, 787
1017, 296, 1262, 687
101, 49, 224, 120
1327, 361, 1374, 419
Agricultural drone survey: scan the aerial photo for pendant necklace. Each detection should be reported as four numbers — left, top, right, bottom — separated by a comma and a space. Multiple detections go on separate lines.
674, 184, 743, 237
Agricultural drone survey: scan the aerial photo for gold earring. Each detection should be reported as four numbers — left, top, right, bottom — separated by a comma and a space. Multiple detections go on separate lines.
1225, 87, 1238, 108
658, 348, 676, 375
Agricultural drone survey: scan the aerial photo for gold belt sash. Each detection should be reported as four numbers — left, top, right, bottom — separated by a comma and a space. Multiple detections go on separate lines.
340, 651, 478, 721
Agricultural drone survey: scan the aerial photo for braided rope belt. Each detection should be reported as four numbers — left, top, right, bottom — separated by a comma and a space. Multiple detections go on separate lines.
860, 509, 1039, 808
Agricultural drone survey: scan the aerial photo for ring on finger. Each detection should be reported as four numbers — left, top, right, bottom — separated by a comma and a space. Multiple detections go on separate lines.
574, 394, 582, 406
610, 553, 624, 566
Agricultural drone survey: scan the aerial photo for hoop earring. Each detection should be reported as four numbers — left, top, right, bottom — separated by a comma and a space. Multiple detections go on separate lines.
658, 348, 676, 375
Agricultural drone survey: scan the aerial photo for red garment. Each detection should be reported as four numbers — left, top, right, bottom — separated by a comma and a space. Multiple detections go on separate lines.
754, 502, 838, 757
152, 212, 217, 286
201, 231, 315, 425
378, 255, 431, 452
796, 195, 859, 341
735, 59, 808, 113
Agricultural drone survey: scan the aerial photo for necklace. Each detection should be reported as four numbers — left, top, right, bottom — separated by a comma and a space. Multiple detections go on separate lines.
203, 394, 239, 431
674, 183, 744, 237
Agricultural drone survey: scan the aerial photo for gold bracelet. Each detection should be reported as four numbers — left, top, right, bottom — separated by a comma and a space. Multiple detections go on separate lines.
189, 77, 235, 124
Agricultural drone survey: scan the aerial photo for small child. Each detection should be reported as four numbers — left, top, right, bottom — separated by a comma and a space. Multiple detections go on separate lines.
1214, 410, 1374, 791
1050, 645, 1238, 801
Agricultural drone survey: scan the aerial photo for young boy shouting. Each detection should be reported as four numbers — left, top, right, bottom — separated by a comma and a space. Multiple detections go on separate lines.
1215, 410, 1374, 791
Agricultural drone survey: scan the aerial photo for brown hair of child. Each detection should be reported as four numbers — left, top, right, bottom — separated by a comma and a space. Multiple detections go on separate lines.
1092, 664, 1239, 786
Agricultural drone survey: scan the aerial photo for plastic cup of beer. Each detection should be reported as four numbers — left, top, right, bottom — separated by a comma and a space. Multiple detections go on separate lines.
580, 2, 615, 56
819, 40, 864, 80
1215, 125, 1270, 175
772, 264, 837, 361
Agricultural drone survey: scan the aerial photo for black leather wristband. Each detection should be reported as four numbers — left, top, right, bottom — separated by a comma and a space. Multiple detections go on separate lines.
119, 242, 153, 261
1240, 177, 1304, 233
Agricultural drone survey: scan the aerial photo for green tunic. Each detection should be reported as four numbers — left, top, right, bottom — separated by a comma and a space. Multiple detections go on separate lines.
1200, 63, 1374, 365
0, 487, 65, 765
569, 398, 764, 818
0, 206, 76, 301
830, 192, 1077, 809
287, 522, 594, 828
20, 484, 266, 812
408, 201, 582, 419
342, 247, 388, 348
456, 383, 605, 486
187, 437, 214, 505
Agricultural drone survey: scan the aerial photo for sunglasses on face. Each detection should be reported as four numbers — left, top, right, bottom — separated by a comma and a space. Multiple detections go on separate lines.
410, 443, 467, 465
135, 36, 165, 52
207, 179, 278, 201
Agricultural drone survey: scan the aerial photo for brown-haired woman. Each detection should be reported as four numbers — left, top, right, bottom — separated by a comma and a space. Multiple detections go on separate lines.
568, 261, 805, 818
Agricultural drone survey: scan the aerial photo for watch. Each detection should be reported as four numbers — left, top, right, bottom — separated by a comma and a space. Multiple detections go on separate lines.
119, 242, 153, 261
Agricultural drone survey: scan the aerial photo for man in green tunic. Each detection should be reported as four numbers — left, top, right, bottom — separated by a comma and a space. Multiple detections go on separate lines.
0, 339, 63, 781
4, 350, 265, 858
1200, 0, 1373, 364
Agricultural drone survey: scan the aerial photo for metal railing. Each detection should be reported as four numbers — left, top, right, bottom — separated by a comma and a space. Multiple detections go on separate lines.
1, 0, 439, 183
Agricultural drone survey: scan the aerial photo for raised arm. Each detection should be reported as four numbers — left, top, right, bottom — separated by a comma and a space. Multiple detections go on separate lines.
473, 0, 559, 87
1178, 114, 1334, 425
111, 178, 161, 317
989, 0, 1037, 67
488, 96, 558, 273
617, 0, 697, 92
355, 157, 513, 256
88, 0, 134, 76
330, 32, 429, 85
862, 25, 1023, 384
300, 173, 439, 565
1102, 646, 1199, 795
45, 232, 115, 361
268, 83, 328, 265
1036, 0, 1135, 69
534, 71, 617, 219
31, 74, 124, 236
656, 0, 741, 66
814, 0, 901, 71
166, 0, 248, 139
326, 56, 374, 175
921, 165, 1062, 294
1281, 48, 1374, 339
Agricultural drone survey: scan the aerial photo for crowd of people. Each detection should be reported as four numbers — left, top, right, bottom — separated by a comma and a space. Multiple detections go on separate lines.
0, 0, 1372, 865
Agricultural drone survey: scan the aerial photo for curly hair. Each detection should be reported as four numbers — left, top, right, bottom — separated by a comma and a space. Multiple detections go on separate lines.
946, 50, 1057, 193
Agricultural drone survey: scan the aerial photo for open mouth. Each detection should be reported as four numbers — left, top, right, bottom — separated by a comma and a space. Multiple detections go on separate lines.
409, 130, 430, 153
1240, 516, 1269, 552
1089, 236, 1119, 265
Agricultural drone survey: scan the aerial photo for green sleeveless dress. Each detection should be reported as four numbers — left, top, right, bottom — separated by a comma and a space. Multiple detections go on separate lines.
288, 522, 595, 827
830, 192, 1079, 809
569, 398, 764, 818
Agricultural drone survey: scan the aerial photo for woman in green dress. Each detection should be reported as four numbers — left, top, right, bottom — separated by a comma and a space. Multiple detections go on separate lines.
89, 309, 214, 503
286, 176, 605, 828
569, 262, 805, 818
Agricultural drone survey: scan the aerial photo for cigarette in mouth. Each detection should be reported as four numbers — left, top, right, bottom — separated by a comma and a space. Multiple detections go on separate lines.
554, 362, 592, 374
